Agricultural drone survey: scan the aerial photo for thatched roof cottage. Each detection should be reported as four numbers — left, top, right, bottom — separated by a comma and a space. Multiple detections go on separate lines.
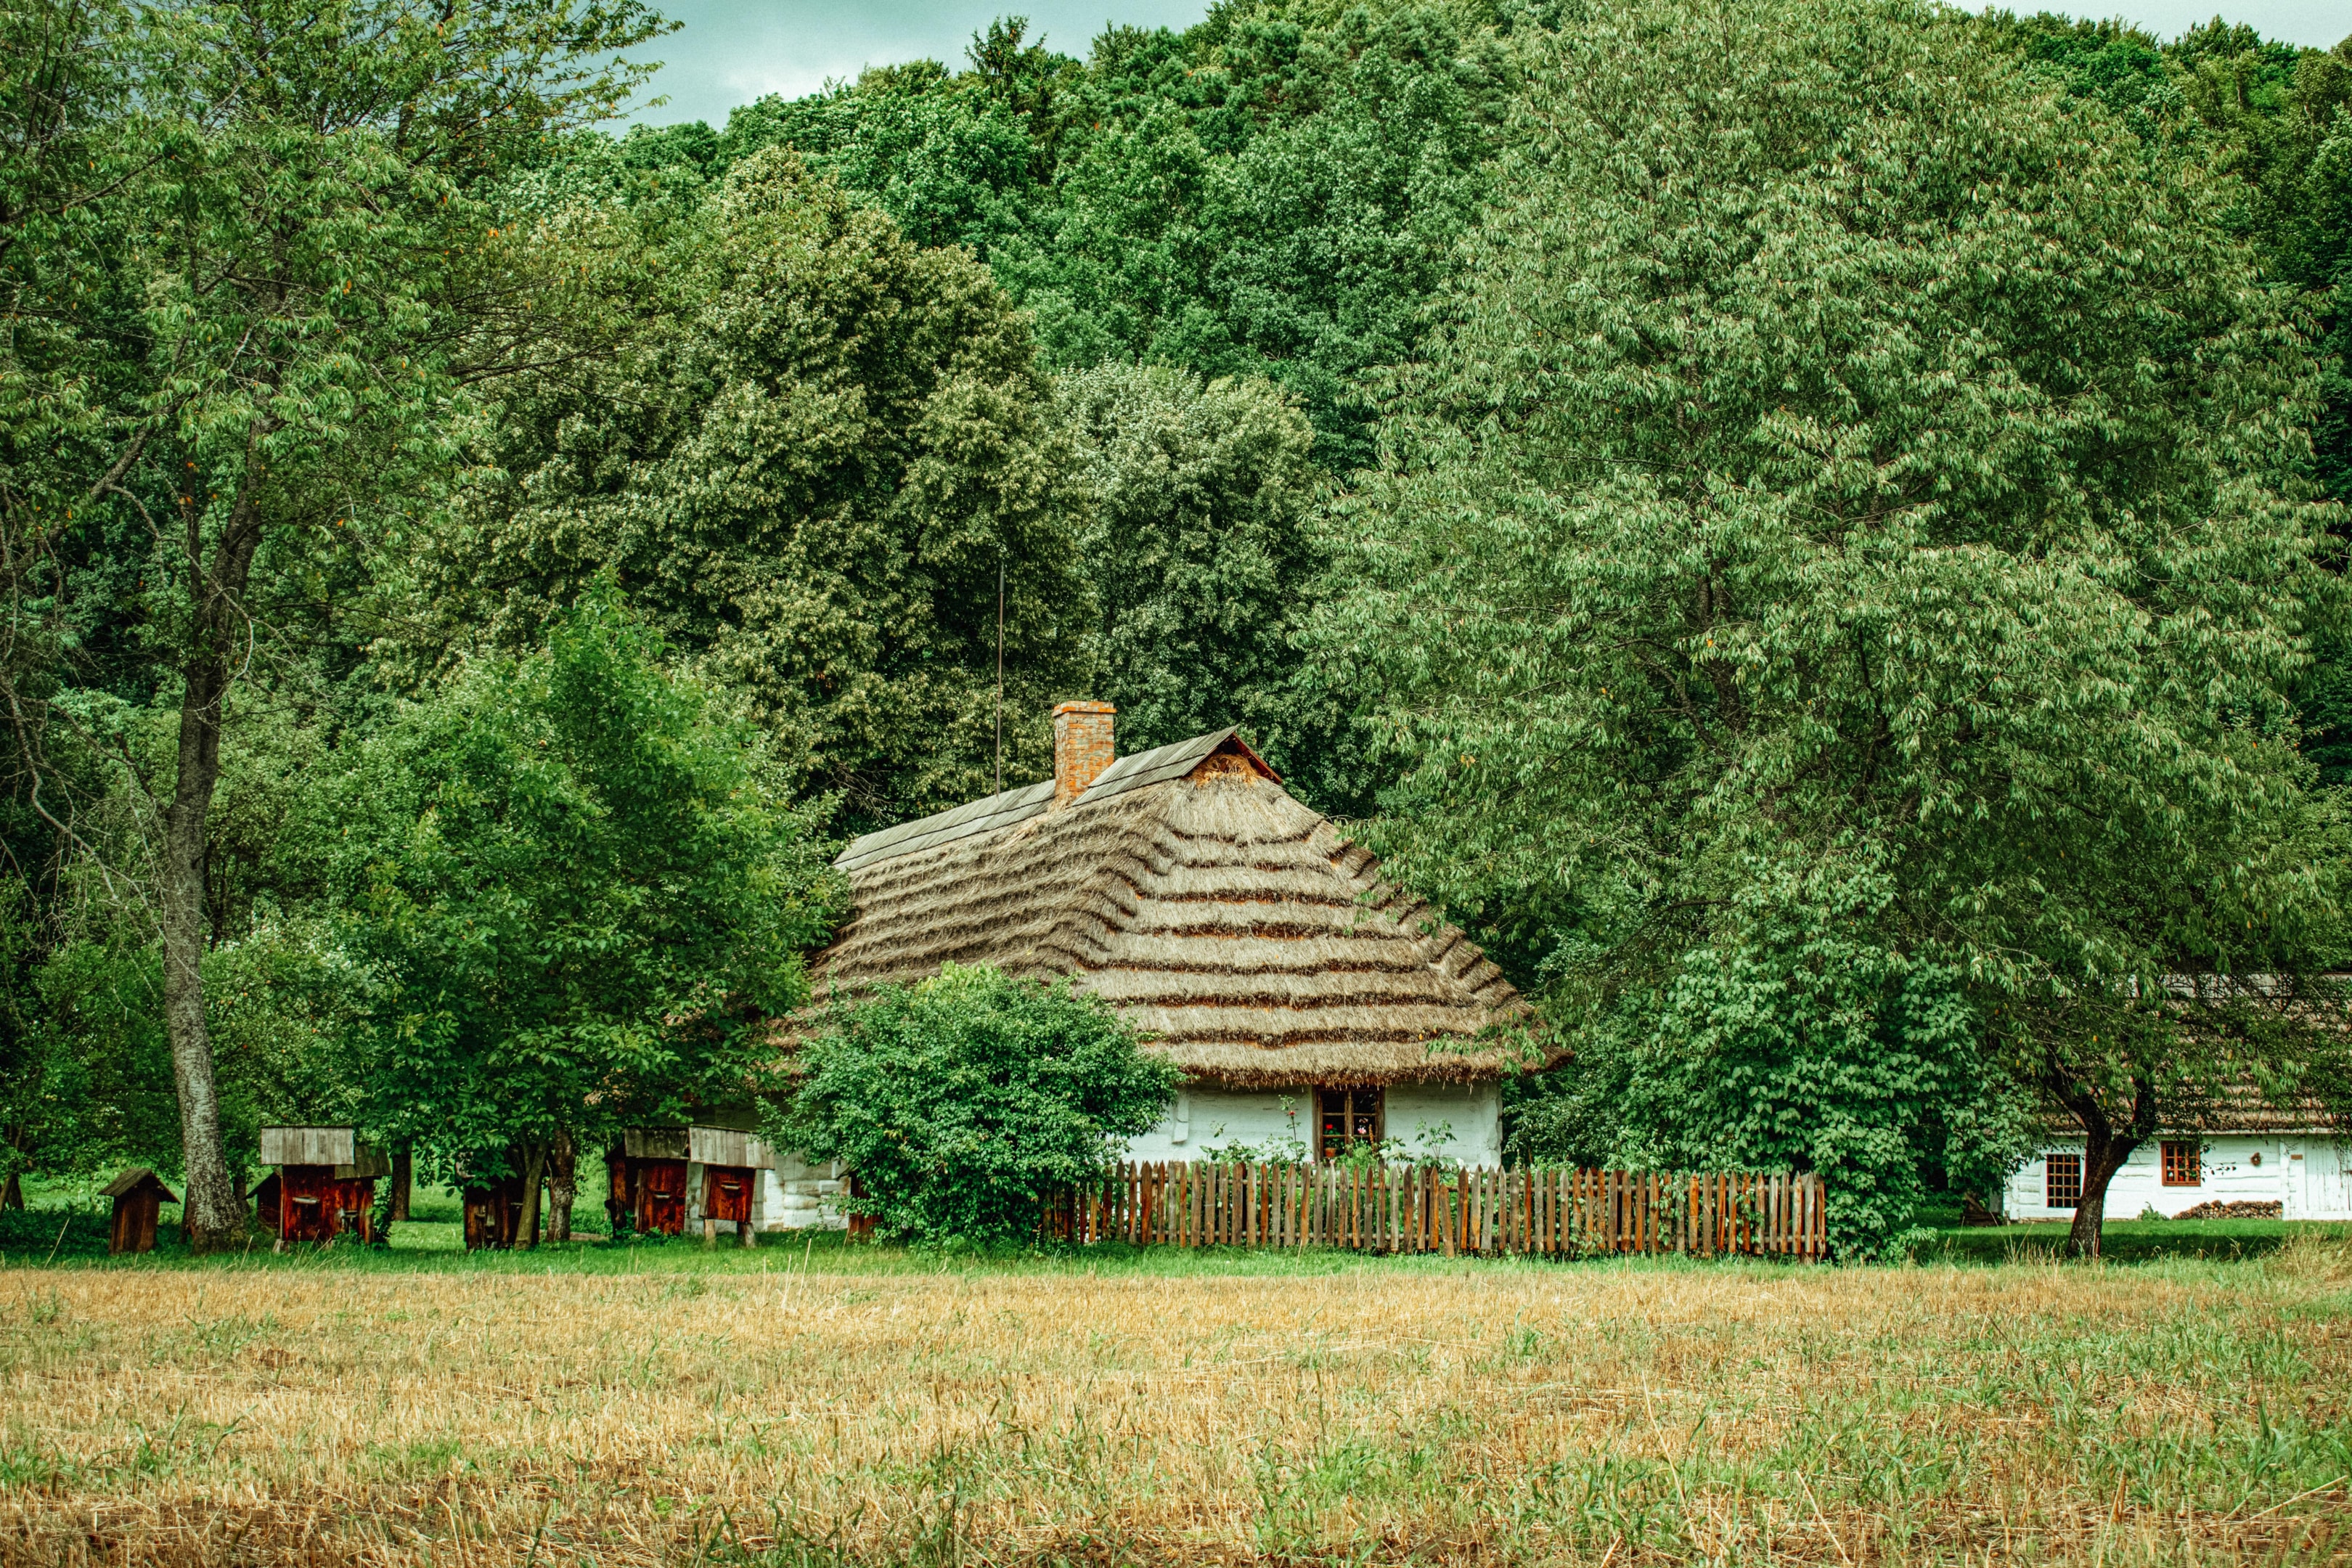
799, 701, 1538, 1185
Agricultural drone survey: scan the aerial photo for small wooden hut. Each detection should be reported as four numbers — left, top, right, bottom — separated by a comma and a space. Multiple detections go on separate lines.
611, 1125, 774, 1244
462, 1172, 528, 1250
102, 1167, 176, 1254
257, 1127, 388, 1248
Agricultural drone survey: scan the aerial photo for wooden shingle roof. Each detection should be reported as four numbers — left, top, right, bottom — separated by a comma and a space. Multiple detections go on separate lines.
812, 731, 1541, 1087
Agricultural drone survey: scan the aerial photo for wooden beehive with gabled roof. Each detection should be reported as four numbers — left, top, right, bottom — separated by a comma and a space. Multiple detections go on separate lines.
102, 1167, 177, 1254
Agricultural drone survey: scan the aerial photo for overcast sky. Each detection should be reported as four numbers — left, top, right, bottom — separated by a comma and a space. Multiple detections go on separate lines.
624, 0, 2348, 128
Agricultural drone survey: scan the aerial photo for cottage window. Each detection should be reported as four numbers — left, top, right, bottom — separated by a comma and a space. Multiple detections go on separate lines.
2160, 1140, 2201, 1187
1318, 1086, 1384, 1160
2044, 1154, 2082, 1209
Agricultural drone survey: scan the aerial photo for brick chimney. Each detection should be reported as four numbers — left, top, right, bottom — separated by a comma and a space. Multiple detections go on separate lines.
1053, 701, 1116, 805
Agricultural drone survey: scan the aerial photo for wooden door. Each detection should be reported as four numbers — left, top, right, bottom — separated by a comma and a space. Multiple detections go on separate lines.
279, 1166, 338, 1242
110, 1191, 160, 1254
636, 1159, 690, 1236
463, 1177, 526, 1250
703, 1165, 754, 1225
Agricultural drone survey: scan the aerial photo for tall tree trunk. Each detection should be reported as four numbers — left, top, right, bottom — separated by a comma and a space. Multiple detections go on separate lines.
514, 1140, 550, 1251
390, 1146, 412, 1223
2, 1129, 26, 1208
547, 1131, 576, 1243
160, 456, 266, 1254
2060, 1071, 2157, 1262
163, 698, 237, 1250
2066, 1126, 2136, 1260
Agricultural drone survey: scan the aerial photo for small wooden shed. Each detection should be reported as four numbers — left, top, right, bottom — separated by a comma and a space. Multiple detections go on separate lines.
258, 1127, 388, 1248
612, 1125, 774, 1244
462, 1172, 528, 1251
103, 1167, 177, 1254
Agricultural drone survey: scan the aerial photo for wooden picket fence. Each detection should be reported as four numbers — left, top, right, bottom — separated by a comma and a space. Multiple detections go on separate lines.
1037, 1164, 1827, 1260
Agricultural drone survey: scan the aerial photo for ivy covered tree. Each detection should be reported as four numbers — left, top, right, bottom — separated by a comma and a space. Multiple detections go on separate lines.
1324, 0, 2350, 1256
328, 588, 839, 1247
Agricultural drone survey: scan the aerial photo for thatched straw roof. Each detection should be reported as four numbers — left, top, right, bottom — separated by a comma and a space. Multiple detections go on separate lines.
814, 729, 1540, 1088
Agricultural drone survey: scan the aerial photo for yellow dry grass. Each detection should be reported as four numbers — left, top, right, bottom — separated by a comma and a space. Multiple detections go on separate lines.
4, 1247, 2350, 1566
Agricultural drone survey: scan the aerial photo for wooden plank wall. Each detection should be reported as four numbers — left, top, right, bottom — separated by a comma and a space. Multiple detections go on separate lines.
1037, 1165, 1827, 1260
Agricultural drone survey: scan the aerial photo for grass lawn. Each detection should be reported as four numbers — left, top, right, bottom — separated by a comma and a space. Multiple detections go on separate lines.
1, 1204, 2349, 1566
1924, 1218, 2352, 1265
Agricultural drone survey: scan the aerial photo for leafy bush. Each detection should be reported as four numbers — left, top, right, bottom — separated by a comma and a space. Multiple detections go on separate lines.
774, 964, 1181, 1246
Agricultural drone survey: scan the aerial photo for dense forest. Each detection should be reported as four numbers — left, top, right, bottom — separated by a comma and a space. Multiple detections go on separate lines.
3, 0, 2348, 1254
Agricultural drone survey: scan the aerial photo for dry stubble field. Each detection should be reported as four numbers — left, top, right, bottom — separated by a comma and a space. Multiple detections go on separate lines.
4, 1242, 2351, 1567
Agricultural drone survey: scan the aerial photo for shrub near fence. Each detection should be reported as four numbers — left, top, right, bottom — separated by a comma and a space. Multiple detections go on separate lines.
1039, 1164, 1827, 1260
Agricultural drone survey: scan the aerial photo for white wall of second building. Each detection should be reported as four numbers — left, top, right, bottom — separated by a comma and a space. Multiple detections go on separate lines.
1122, 1081, 1503, 1167
756, 1155, 849, 1232
2303, 1138, 2352, 1219
2003, 1135, 2352, 1222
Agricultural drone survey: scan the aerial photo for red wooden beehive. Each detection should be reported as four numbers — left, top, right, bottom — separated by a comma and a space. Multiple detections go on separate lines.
258, 1127, 388, 1249
611, 1125, 774, 1244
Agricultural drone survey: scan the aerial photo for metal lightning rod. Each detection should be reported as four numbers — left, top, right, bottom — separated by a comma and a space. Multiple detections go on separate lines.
995, 551, 1005, 796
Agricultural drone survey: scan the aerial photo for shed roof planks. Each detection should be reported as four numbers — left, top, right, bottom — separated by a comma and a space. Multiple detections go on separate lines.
622, 1126, 777, 1169
101, 1167, 177, 1203
258, 1127, 391, 1177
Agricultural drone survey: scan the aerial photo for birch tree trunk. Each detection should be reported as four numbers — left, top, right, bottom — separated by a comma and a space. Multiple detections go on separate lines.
160, 462, 266, 1254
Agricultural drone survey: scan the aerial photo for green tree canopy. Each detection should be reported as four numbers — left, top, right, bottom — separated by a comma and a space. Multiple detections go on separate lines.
1321, 0, 2348, 1255
426, 149, 1093, 832
1056, 363, 1318, 759
1984, 15, 2352, 789
0, 0, 669, 1247
328, 588, 839, 1245
624, 4, 1516, 468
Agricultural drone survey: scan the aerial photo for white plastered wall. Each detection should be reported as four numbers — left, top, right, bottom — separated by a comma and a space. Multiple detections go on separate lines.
2004, 1135, 2352, 1221
1122, 1080, 1503, 1167
754, 1153, 848, 1231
